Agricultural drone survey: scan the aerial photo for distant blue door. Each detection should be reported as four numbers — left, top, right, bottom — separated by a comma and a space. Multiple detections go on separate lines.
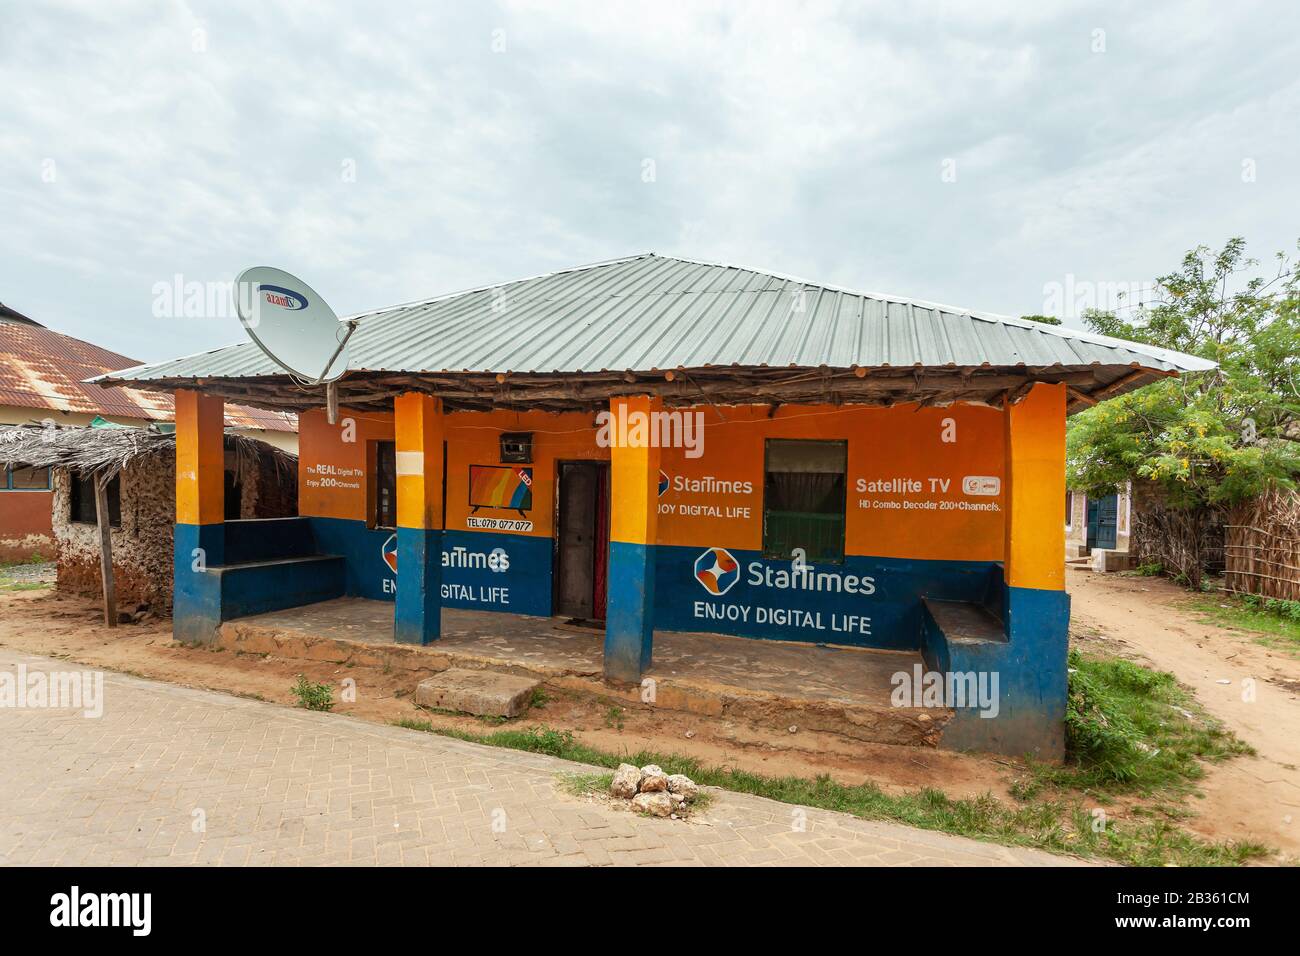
1086, 495, 1118, 550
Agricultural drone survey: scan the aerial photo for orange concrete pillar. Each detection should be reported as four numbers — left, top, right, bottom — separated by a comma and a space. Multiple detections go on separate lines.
393, 392, 445, 644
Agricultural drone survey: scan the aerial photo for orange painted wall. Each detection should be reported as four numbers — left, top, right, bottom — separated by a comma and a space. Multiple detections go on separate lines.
444, 410, 606, 539
657, 402, 1005, 561
298, 401, 1008, 562
1004, 383, 1067, 590
174, 390, 225, 526
298, 408, 395, 521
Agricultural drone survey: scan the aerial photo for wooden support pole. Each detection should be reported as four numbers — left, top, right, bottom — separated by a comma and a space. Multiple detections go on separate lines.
94, 473, 117, 628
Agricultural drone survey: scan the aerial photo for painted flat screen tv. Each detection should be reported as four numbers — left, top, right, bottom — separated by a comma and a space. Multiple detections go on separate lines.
468, 465, 533, 514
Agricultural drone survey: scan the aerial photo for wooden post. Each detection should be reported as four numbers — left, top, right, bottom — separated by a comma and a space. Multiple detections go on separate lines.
94, 473, 117, 628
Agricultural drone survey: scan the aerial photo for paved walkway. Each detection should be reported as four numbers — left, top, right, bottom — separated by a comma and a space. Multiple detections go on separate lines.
0, 650, 1080, 867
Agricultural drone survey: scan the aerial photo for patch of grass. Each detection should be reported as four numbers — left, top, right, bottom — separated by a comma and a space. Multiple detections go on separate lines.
394, 717, 437, 733
1132, 560, 1165, 577
1036, 651, 1253, 796
529, 687, 551, 710
604, 704, 625, 731
291, 674, 334, 712
390, 720, 1265, 866
1189, 594, 1300, 653
0, 581, 51, 592
558, 771, 614, 797
414, 704, 507, 725
0, 555, 48, 568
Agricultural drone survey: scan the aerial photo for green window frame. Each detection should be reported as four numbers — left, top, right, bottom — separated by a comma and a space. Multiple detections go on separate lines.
761, 439, 847, 564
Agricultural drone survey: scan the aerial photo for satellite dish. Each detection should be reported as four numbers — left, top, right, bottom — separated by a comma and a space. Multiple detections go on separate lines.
235, 266, 355, 384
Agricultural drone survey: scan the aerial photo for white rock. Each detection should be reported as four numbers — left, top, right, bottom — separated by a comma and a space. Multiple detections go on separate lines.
666, 774, 699, 801
610, 763, 642, 799
631, 791, 674, 817
639, 765, 668, 792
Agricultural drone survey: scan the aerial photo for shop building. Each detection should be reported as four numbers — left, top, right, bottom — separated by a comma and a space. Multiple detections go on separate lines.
94, 254, 1213, 757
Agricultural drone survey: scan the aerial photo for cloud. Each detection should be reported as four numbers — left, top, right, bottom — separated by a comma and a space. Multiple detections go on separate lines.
0, 0, 1296, 362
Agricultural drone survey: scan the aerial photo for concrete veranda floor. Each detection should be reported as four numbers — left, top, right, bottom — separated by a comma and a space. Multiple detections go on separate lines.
225, 597, 921, 708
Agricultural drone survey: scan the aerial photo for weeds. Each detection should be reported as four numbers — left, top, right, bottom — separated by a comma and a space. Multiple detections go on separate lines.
291, 675, 333, 712
1189, 594, 1300, 653
391, 710, 1265, 866
1040, 651, 1252, 795
604, 705, 625, 731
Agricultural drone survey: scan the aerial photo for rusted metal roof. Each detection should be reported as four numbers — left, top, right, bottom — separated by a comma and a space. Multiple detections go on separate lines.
0, 320, 295, 432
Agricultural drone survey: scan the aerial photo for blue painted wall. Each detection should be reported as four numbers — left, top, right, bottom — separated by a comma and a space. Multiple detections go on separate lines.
173, 523, 224, 644
921, 584, 1069, 760
605, 540, 655, 681
281, 525, 1004, 655
306, 518, 553, 616
440, 529, 552, 617
653, 544, 1001, 650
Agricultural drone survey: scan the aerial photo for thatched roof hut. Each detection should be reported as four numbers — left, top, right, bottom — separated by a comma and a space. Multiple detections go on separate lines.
0, 424, 297, 619
0, 424, 295, 484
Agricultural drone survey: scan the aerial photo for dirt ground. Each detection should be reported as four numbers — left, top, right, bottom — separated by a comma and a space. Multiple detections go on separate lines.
1067, 567, 1300, 858
3, 570, 1298, 859
0, 583, 1010, 801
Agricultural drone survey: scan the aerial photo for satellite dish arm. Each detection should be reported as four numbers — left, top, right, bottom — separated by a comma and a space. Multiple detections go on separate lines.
316, 318, 359, 385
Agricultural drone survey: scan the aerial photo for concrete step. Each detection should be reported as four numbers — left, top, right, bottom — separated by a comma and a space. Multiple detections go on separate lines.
1091, 549, 1136, 572
213, 555, 346, 619
415, 668, 539, 718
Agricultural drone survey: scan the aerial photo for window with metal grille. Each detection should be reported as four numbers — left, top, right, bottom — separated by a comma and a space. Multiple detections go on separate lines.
762, 439, 847, 563
372, 441, 397, 529
69, 472, 121, 527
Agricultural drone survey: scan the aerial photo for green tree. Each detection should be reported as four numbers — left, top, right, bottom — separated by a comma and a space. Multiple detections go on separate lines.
1020, 313, 1062, 326
1067, 238, 1300, 513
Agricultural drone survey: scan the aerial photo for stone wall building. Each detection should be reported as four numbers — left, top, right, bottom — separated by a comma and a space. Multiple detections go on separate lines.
0, 425, 296, 612
0, 300, 296, 560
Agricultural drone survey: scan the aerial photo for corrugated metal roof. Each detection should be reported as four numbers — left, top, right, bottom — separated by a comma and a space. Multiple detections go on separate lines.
99, 252, 1215, 383
0, 320, 296, 432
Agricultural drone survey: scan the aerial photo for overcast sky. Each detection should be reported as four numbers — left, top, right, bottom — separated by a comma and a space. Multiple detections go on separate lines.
1, 0, 1297, 363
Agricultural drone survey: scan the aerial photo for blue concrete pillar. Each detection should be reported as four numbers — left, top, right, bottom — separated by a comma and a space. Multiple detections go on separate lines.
173, 389, 225, 644
395, 527, 442, 645
393, 392, 444, 645
603, 396, 660, 682
997, 383, 1069, 759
